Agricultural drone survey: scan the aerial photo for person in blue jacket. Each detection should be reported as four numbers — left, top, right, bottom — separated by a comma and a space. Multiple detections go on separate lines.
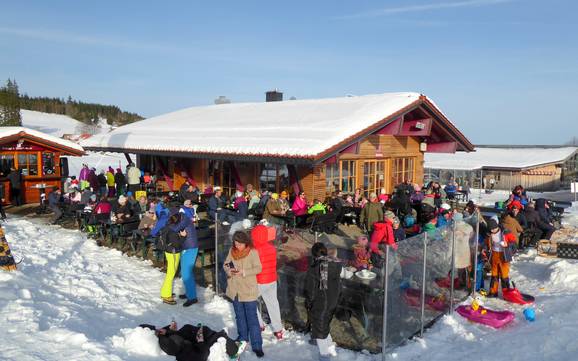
151, 196, 170, 237
175, 200, 199, 306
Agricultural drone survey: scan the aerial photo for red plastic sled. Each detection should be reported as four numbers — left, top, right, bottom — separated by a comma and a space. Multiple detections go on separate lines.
435, 277, 461, 289
403, 288, 447, 312
502, 288, 535, 305
456, 305, 515, 328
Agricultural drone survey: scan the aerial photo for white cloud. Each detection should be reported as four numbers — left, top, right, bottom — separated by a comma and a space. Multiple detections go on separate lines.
336, 0, 514, 19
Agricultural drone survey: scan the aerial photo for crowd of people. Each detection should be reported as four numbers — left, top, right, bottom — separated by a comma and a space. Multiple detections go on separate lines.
42, 163, 565, 361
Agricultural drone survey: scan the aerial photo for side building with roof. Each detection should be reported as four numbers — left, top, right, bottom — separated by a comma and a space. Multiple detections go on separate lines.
82, 92, 473, 200
0, 127, 85, 204
424, 145, 578, 192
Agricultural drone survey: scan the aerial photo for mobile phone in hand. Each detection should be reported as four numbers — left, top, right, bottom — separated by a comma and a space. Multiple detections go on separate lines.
227, 261, 236, 270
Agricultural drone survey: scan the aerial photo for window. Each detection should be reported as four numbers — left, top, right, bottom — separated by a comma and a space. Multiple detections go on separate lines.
324, 160, 357, 194
259, 163, 277, 193
0, 154, 14, 177
221, 162, 237, 197
391, 157, 415, 187
18, 153, 39, 176
363, 160, 386, 197
341, 160, 356, 193
42, 152, 56, 175
325, 162, 339, 193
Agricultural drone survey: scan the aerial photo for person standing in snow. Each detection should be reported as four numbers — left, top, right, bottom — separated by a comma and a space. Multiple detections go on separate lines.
223, 231, 264, 358
106, 167, 116, 197
305, 242, 342, 361
251, 224, 284, 340
97, 170, 107, 197
114, 168, 126, 196
176, 200, 199, 307
7, 167, 23, 206
485, 219, 517, 297
127, 163, 141, 194
48, 188, 62, 224
160, 213, 185, 305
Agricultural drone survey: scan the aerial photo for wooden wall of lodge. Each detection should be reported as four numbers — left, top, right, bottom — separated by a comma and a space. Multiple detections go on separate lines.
483, 164, 562, 192
152, 134, 425, 201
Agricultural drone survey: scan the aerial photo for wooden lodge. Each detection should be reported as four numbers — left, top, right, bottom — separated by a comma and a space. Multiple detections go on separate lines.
83, 92, 474, 199
0, 127, 84, 204
425, 145, 578, 192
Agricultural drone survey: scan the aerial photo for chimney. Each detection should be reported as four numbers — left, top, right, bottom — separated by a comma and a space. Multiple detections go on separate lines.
214, 96, 231, 105
265, 89, 283, 102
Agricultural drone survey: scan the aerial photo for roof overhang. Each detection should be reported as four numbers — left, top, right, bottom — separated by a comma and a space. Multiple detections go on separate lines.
0, 131, 85, 156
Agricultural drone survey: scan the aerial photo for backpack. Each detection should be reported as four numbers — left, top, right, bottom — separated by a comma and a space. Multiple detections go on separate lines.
158, 227, 183, 253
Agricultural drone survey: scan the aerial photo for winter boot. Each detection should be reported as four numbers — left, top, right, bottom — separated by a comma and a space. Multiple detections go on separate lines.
501, 277, 511, 290
488, 277, 499, 297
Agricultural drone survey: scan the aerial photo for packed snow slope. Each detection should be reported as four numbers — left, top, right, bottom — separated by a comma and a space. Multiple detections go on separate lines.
1, 215, 577, 361
21, 109, 87, 137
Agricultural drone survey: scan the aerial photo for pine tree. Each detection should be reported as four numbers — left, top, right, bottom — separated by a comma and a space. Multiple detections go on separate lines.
0, 78, 22, 126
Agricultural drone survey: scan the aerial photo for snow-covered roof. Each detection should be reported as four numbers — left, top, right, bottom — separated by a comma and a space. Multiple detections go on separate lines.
425, 147, 578, 171
82, 92, 471, 160
0, 126, 84, 153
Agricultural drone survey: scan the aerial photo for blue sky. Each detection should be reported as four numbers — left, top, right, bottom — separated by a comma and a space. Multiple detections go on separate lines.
1, 0, 577, 144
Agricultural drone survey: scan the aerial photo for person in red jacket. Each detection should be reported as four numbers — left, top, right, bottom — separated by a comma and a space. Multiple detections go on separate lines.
251, 225, 284, 340
370, 218, 396, 258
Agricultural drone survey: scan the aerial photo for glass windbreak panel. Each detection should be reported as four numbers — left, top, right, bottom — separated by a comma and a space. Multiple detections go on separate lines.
259, 163, 277, 193
422, 225, 453, 327
42, 152, 56, 175
386, 232, 425, 348
277, 228, 384, 353
0, 154, 14, 177
28, 153, 38, 176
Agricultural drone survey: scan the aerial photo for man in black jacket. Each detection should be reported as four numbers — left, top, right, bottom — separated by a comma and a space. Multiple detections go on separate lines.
7, 168, 23, 206
140, 321, 242, 361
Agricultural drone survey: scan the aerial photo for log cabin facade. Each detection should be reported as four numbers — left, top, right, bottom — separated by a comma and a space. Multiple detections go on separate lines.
0, 127, 84, 204
83, 92, 474, 199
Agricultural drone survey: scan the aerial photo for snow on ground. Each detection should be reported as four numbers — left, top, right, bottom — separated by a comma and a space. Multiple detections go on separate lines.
1, 214, 578, 361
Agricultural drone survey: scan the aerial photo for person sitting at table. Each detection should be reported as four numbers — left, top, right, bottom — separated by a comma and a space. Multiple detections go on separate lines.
351, 236, 372, 270
80, 188, 93, 205
112, 195, 134, 223
292, 191, 308, 227
263, 193, 286, 226
353, 188, 363, 207
137, 208, 157, 239
66, 189, 81, 204
133, 195, 149, 217
279, 191, 291, 214
378, 188, 389, 204
247, 186, 261, 211
94, 195, 112, 215
233, 190, 249, 220
307, 199, 326, 215
208, 187, 236, 225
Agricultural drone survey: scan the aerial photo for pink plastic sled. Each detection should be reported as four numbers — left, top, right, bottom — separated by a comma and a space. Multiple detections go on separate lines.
456, 305, 515, 328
